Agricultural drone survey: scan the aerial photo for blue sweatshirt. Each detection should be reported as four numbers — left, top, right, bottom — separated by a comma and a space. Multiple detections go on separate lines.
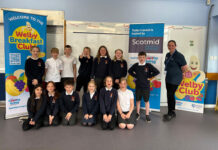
91, 57, 111, 79
99, 88, 118, 115
82, 92, 99, 115
46, 95, 59, 116
128, 63, 160, 89
110, 59, 127, 80
27, 96, 47, 122
59, 91, 80, 114
78, 56, 93, 78
25, 57, 45, 82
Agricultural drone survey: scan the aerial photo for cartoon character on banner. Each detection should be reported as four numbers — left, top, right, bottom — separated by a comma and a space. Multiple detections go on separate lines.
175, 56, 205, 101
188, 56, 205, 83
22, 22, 35, 34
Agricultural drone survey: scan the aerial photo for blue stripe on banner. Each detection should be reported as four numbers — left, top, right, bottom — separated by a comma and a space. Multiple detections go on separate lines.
129, 24, 164, 37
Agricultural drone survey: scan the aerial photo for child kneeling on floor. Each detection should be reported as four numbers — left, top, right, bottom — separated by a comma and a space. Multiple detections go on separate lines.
43, 81, 60, 126
99, 76, 118, 130
22, 84, 47, 131
59, 80, 80, 126
82, 80, 99, 126
117, 78, 136, 129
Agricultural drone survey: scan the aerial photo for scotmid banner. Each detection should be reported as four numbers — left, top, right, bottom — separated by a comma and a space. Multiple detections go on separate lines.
127, 24, 164, 111
4, 10, 47, 119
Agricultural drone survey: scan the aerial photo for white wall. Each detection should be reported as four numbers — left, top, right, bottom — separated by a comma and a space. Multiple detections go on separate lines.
66, 21, 206, 104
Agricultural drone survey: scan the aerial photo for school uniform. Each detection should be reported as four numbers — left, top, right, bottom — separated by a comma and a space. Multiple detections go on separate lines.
59, 90, 80, 125
128, 62, 159, 102
43, 93, 60, 126
99, 87, 118, 130
164, 50, 187, 115
25, 57, 45, 95
60, 55, 77, 91
117, 89, 136, 125
82, 91, 99, 126
76, 56, 93, 92
110, 59, 127, 89
91, 56, 111, 92
22, 96, 47, 131
45, 57, 63, 93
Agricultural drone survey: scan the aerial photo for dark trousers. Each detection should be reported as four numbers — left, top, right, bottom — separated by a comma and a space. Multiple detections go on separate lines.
95, 78, 104, 93
43, 115, 60, 126
61, 112, 77, 126
27, 80, 42, 96
101, 114, 116, 130
61, 78, 74, 92
113, 82, 119, 90
166, 82, 179, 115
27, 81, 35, 96
22, 117, 43, 131
76, 75, 90, 92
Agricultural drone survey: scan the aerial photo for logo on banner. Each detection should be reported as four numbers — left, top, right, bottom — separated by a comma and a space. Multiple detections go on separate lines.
8, 98, 21, 105
8, 22, 43, 50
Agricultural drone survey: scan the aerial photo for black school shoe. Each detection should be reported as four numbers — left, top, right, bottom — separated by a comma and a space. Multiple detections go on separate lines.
163, 112, 176, 121
146, 115, 151, 123
136, 113, 140, 121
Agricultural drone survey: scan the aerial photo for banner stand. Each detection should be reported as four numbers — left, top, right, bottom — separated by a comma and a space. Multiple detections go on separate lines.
127, 23, 164, 112
4, 10, 47, 119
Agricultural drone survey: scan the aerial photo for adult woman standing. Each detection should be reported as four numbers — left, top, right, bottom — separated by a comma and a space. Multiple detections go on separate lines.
163, 40, 188, 121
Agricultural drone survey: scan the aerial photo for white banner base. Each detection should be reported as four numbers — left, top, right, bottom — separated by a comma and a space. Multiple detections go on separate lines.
5, 112, 28, 120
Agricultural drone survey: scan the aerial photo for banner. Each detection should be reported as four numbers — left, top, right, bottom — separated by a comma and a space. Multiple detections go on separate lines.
176, 56, 205, 113
127, 24, 164, 111
4, 10, 47, 119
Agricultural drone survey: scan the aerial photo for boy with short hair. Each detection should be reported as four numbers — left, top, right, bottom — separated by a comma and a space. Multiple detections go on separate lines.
59, 79, 80, 126
60, 45, 77, 92
45, 48, 63, 93
128, 52, 160, 123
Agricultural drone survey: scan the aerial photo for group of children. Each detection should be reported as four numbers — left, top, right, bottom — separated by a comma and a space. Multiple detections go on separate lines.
23, 45, 160, 131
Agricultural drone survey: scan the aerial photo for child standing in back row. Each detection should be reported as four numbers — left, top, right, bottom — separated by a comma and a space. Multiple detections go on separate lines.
128, 52, 160, 123
60, 45, 77, 92
110, 49, 127, 89
91, 46, 111, 93
45, 48, 63, 93
76, 47, 93, 93
25, 46, 45, 95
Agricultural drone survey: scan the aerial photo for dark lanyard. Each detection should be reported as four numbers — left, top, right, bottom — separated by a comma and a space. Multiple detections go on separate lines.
165, 51, 176, 71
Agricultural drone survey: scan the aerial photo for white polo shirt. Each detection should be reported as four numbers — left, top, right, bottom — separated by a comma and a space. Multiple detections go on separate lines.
118, 89, 134, 112
60, 55, 77, 78
45, 57, 63, 82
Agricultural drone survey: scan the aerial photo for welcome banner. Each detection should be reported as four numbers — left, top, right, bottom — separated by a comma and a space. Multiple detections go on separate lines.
4, 10, 47, 119
127, 24, 164, 111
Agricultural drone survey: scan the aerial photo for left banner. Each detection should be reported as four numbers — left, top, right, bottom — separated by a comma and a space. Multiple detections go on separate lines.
4, 10, 47, 119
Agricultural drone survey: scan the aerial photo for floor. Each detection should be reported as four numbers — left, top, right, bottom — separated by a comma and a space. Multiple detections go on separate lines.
0, 107, 218, 150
